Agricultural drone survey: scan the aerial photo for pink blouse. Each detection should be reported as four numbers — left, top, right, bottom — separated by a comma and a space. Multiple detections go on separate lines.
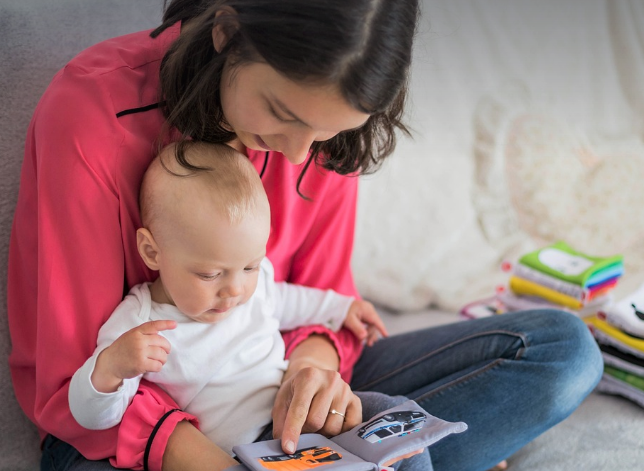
7, 23, 362, 470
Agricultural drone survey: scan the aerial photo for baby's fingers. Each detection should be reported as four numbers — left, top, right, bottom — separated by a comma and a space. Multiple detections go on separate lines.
144, 346, 170, 373
138, 320, 175, 354
343, 314, 368, 340
362, 310, 389, 339
147, 334, 173, 355
365, 325, 381, 347
138, 319, 177, 334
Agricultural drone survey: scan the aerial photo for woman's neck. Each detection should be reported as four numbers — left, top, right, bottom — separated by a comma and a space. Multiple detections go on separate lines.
226, 138, 247, 155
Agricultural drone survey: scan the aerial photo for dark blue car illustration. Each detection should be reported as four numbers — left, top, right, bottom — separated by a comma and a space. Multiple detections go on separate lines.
357, 410, 427, 443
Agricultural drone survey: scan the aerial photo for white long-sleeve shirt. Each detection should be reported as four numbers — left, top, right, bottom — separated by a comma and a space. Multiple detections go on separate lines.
69, 258, 354, 454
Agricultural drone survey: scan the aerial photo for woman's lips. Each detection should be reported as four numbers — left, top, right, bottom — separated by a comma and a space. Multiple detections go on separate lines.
254, 135, 272, 151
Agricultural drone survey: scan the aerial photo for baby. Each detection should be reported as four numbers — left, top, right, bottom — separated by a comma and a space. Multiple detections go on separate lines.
68, 142, 387, 454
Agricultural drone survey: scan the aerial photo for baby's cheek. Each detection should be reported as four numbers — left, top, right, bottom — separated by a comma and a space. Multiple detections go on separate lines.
177, 297, 207, 319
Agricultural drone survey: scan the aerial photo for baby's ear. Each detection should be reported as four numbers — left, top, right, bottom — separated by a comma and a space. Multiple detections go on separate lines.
137, 228, 161, 271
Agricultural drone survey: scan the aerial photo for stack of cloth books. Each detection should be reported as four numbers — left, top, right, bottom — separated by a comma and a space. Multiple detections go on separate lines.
586, 284, 644, 408
460, 241, 623, 320
504, 241, 623, 317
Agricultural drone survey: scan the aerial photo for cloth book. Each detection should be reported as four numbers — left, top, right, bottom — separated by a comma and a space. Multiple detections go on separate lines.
592, 327, 644, 361
511, 263, 619, 305
604, 365, 644, 391
586, 278, 619, 301
509, 276, 582, 310
600, 282, 644, 338
586, 263, 624, 287
596, 374, 644, 409
462, 291, 611, 319
518, 241, 623, 287
459, 296, 507, 319
227, 400, 467, 471
586, 316, 644, 356
512, 263, 586, 301
501, 291, 612, 317
601, 345, 644, 378
597, 365, 644, 409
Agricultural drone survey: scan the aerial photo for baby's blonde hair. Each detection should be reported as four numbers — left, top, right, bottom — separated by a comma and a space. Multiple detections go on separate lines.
140, 142, 268, 237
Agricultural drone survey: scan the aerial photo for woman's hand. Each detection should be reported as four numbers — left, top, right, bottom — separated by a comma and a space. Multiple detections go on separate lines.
271, 334, 362, 454
272, 366, 362, 454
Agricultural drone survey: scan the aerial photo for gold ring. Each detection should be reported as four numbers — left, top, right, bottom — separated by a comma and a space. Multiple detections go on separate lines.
329, 409, 346, 418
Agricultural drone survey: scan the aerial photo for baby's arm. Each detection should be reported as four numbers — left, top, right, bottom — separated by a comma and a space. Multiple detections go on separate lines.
270, 272, 388, 345
68, 294, 176, 431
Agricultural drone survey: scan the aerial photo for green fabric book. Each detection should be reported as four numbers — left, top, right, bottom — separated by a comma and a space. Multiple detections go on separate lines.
604, 365, 644, 392
519, 241, 623, 287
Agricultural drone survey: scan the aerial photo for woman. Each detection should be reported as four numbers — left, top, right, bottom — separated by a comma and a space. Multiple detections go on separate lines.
7, 1, 602, 470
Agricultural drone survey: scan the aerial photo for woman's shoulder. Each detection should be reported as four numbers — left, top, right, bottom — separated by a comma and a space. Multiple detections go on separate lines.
28, 24, 181, 186
35, 23, 180, 127
65, 24, 179, 78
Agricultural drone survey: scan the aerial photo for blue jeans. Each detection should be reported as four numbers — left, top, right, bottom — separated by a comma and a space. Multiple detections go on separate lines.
350, 309, 603, 471
41, 309, 602, 471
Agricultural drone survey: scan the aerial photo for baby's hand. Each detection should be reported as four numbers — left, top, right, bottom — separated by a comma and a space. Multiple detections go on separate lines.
92, 320, 176, 393
342, 300, 388, 347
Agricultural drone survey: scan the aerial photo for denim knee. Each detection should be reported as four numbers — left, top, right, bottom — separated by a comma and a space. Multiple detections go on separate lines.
527, 309, 603, 421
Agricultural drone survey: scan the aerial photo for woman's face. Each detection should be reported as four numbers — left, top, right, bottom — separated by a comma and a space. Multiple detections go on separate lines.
220, 61, 370, 165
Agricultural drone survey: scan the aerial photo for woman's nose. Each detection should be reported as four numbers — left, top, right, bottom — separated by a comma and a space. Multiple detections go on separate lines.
281, 128, 318, 165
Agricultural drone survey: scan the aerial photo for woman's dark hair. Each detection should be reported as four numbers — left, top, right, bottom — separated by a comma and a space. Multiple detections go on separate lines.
152, 0, 419, 193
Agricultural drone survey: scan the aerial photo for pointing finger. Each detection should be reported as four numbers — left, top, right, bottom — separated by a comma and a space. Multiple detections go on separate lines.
139, 320, 177, 334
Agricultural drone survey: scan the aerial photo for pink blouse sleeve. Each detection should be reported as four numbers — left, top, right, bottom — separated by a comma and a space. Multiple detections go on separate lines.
112, 381, 199, 470
7, 67, 195, 471
280, 170, 364, 382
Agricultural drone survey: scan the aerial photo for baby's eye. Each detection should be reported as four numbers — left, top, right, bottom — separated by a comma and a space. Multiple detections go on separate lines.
244, 266, 260, 273
197, 273, 220, 281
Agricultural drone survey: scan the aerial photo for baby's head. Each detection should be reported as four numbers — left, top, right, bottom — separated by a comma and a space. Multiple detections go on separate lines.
137, 142, 270, 323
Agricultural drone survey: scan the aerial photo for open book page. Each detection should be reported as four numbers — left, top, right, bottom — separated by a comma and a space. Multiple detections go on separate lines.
331, 400, 467, 468
232, 400, 467, 470
233, 434, 376, 471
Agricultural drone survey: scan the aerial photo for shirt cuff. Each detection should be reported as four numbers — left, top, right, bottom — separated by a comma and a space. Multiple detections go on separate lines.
282, 325, 363, 383
111, 380, 199, 471
144, 408, 197, 471
69, 351, 141, 430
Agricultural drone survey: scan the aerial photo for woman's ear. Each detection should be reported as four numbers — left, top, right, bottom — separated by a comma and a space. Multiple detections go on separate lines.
137, 228, 161, 271
212, 7, 238, 53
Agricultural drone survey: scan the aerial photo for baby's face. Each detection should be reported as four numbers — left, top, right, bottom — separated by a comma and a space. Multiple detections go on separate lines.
153, 208, 270, 323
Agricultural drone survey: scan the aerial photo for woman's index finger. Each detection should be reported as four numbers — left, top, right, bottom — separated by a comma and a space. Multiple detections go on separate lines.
280, 380, 318, 453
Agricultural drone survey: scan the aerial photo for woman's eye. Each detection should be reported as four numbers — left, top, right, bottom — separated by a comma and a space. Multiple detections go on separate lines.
268, 105, 292, 123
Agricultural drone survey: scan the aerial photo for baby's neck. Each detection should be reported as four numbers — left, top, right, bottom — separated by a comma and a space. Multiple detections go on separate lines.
149, 277, 172, 305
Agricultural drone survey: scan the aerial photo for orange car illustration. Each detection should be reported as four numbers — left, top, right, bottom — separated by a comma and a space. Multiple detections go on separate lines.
258, 445, 342, 470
